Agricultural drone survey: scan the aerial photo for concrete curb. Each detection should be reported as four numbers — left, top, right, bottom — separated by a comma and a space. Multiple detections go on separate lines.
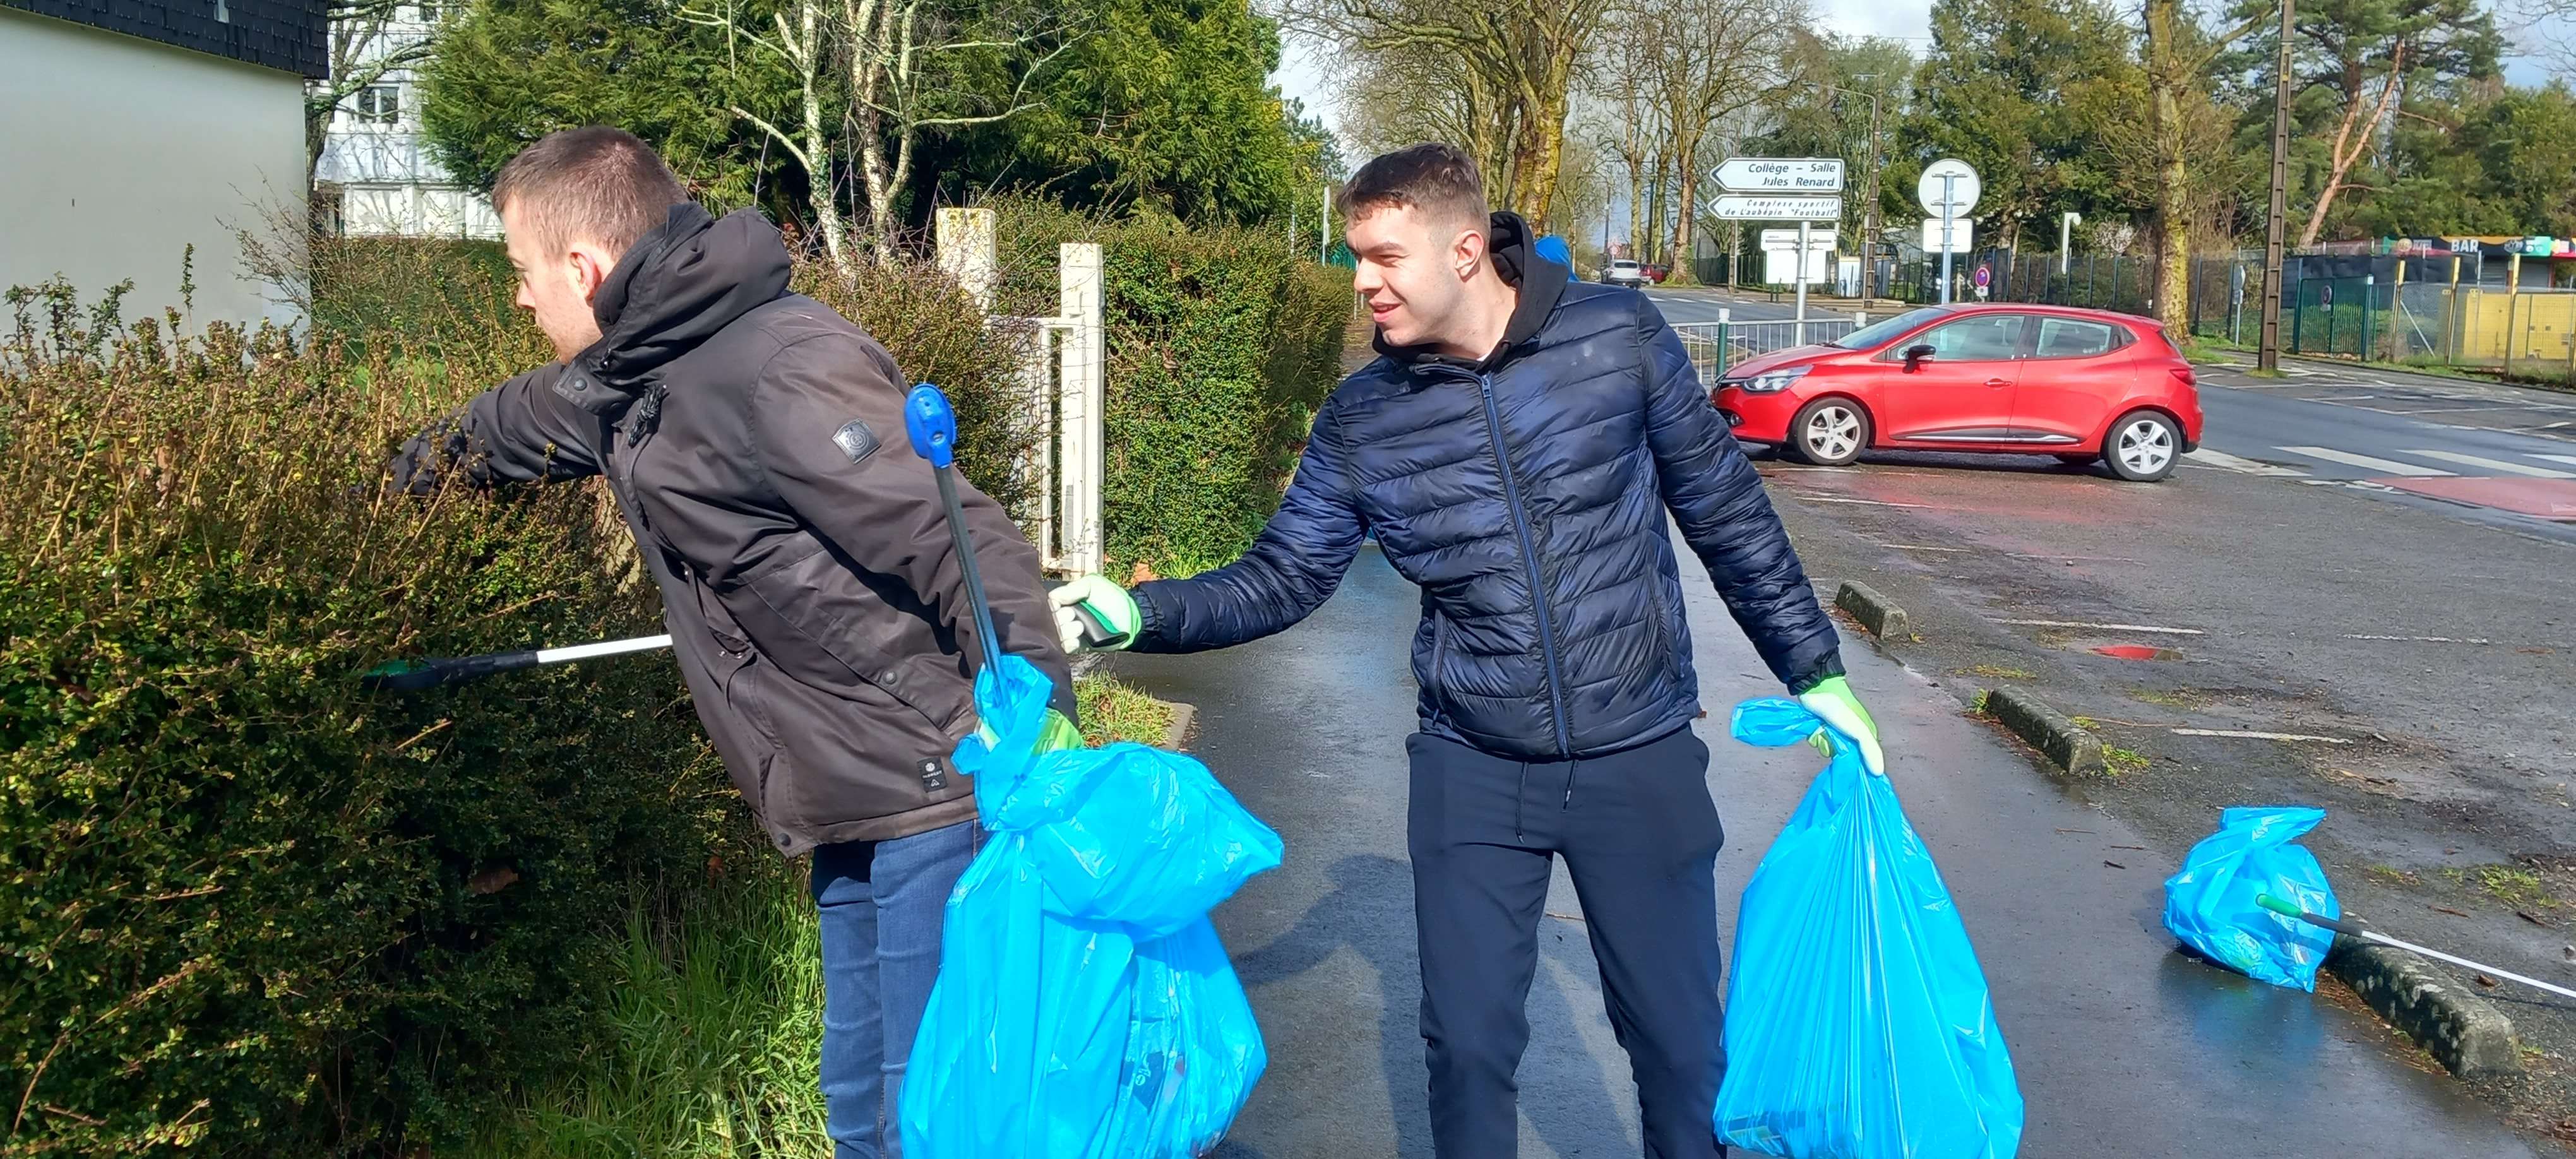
1982, 686, 2107, 776
1834, 580, 1911, 643
1162, 701, 1198, 750
2325, 937, 2524, 1080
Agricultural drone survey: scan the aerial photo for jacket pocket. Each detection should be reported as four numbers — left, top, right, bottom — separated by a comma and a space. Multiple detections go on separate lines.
734, 545, 970, 734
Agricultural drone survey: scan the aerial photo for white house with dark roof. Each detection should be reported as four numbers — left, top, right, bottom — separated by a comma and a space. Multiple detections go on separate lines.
313, 4, 503, 239
0, 0, 323, 330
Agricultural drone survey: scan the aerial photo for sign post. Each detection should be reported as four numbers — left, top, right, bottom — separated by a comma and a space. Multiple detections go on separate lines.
1717, 158, 1846, 339
1918, 158, 1981, 305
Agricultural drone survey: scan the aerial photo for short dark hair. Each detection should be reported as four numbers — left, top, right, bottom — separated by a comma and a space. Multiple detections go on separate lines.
1337, 143, 1490, 230
491, 126, 688, 257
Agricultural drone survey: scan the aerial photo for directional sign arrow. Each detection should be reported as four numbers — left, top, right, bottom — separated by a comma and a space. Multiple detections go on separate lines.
1708, 194, 1842, 221
1714, 157, 1846, 194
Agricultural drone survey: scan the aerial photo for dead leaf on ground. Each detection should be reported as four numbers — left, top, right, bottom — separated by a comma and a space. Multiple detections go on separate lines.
2104, 860, 2127, 869
2476, 973, 2501, 988
2520, 909, 2554, 927
2431, 905, 2471, 917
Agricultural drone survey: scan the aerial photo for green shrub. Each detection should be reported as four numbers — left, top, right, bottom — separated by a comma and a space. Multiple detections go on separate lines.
987, 199, 1352, 578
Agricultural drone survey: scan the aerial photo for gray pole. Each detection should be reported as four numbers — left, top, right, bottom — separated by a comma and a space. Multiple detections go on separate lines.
2260, 0, 2293, 371
1320, 181, 1331, 263
1795, 218, 1811, 345
1939, 174, 1957, 305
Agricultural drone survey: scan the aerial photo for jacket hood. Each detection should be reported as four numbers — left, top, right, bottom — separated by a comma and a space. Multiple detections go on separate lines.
557, 204, 794, 417
1374, 210, 1571, 372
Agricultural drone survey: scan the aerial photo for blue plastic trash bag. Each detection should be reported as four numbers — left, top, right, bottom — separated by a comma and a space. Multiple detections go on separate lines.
2162, 806, 2339, 990
1714, 698, 2024, 1159
901, 655, 1284, 1158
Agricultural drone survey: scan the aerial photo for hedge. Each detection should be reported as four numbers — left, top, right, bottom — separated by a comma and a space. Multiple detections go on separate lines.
0, 234, 1028, 1156
987, 199, 1352, 578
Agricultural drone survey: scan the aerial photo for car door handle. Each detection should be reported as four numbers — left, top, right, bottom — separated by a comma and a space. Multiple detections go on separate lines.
1984, 377, 2011, 387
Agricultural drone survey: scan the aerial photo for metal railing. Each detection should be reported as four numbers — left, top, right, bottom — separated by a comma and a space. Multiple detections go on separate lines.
1672, 310, 1867, 381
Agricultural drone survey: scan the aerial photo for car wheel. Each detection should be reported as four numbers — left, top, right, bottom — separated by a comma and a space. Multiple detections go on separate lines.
1789, 398, 1869, 466
2103, 410, 2180, 482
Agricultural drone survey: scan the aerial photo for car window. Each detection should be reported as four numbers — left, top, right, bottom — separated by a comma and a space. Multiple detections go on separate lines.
2034, 318, 2121, 359
1914, 314, 2025, 361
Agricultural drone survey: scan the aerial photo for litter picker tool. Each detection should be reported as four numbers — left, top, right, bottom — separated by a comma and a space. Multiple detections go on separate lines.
2257, 893, 2576, 1002
903, 384, 1008, 676
362, 634, 674, 691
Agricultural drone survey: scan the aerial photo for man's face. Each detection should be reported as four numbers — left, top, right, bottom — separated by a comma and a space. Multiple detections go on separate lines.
501, 203, 610, 362
1347, 203, 1482, 349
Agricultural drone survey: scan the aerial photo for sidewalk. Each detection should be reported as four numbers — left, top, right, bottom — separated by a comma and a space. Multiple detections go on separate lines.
1114, 538, 2539, 1158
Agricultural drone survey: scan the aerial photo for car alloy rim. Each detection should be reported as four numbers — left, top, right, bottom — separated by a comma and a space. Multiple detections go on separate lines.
2118, 419, 2173, 475
1806, 406, 1861, 460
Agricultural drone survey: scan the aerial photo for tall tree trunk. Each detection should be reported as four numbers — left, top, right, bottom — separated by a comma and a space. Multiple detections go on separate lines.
1508, 90, 1568, 229
2300, 47, 2405, 247
1665, 135, 1700, 285
2145, 0, 2193, 338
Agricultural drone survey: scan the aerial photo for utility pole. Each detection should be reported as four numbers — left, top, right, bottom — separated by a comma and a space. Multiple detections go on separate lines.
2259, 0, 2293, 372
1820, 80, 1884, 302
1320, 181, 1331, 263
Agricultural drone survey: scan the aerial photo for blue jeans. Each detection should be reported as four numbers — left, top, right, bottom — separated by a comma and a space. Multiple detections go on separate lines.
811, 819, 981, 1159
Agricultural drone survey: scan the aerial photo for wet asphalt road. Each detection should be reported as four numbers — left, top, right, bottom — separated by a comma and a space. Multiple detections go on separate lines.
1110, 535, 2537, 1157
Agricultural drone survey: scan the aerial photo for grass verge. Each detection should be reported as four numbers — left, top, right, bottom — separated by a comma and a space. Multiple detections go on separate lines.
451, 674, 1178, 1156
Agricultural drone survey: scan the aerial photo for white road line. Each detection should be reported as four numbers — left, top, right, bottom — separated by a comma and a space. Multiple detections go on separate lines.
1995, 618, 2205, 636
2272, 446, 2457, 477
2531, 453, 2576, 467
2171, 728, 2354, 744
2181, 448, 2308, 477
1794, 495, 1931, 508
1881, 543, 1971, 552
2344, 634, 2492, 644
2400, 449, 2576, 478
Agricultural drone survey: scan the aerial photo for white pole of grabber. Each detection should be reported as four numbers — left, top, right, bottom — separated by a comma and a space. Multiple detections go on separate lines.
1794, 218, 1810, 347
533, 634, 675, 665
1940, 174, 1957, 305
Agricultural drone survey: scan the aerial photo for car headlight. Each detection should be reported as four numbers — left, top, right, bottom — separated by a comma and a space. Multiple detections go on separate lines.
1726, 366, 1811, 394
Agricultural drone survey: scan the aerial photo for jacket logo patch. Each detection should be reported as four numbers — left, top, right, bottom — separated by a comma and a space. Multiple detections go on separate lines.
918, 758, 948, 792
832, 419, 881, 464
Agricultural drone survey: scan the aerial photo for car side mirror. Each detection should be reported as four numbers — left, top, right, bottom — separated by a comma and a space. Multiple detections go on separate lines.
1903, 343, 1935, 371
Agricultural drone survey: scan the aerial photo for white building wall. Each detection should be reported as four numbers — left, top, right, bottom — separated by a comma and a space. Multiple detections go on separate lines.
0, 6, 309, 331
314, 8, 501, 239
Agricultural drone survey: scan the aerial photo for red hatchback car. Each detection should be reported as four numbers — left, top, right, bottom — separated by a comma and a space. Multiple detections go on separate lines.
1710, 304, 2203, 482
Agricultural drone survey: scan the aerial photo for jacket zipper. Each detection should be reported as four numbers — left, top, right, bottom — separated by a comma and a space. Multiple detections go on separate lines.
1474, 371, 1573, 758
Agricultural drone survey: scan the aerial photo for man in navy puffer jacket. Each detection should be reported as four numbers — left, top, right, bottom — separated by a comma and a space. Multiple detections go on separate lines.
1051, 143, 1883, 1158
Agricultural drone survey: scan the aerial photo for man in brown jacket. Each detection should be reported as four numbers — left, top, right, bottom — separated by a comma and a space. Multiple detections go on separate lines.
391, 126, 1069, 1159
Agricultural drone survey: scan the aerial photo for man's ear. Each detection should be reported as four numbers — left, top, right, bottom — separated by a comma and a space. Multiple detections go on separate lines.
1453, 225, 1490, 282
568, 239, 617, 302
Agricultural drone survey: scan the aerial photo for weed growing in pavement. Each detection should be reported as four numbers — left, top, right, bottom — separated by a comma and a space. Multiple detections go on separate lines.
1959, 663, 2038, 681
1969, 689, 1992, 713
2472, 865, 2558, 908
2103, 746, 2150, 775
2365, 864, 2423, 886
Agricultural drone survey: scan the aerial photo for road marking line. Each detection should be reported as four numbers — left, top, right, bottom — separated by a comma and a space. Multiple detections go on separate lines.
2344, 634, 2492, 644
2171, 728, 2354, 744
2531, 453, 2576, 467
2273, 446, 2457, 476
1881, 543, 1971, 552
1995, 618, 2205, 635
2010, 554, 2143, 563
2181, 448, 2308, 476
2400, 449, 2576, 478
1794, 495, 1931, 508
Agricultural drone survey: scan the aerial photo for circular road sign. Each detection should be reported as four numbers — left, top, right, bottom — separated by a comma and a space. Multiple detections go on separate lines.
1917, 158, 1982, 217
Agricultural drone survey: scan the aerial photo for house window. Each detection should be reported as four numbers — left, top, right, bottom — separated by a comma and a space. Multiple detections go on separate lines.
351, 85, 401, 126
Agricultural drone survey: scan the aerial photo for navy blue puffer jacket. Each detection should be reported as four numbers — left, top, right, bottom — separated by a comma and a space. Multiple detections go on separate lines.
1130, 214, 1842, 759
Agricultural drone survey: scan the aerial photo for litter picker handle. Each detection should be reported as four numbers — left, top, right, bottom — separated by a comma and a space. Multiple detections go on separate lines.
363, 650, 540, 691
1073, 602, 1130, 650
904, 384, 1007, 678
2256, 893, 2359, 936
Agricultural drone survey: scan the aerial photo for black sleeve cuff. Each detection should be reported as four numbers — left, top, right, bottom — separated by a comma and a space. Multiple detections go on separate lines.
1786, 652, 1846, 695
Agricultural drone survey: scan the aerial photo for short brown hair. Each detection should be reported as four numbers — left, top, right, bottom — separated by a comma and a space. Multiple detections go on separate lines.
1337, 142, 1489, 229
491, 126, 688, 257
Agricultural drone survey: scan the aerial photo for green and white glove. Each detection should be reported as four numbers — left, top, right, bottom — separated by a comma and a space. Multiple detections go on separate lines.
1047, 575, 1140, 654
1797, 675, 1887, 776
974, 707, 1086, 754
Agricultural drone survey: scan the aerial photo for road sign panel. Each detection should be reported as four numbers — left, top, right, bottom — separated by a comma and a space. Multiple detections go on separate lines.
1917, 158, 1981, 215
1759, 229, 1837, 249
1715, 157, 1846, 194
1920, 218, 1975, 253
1710, 194, 1841, 221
